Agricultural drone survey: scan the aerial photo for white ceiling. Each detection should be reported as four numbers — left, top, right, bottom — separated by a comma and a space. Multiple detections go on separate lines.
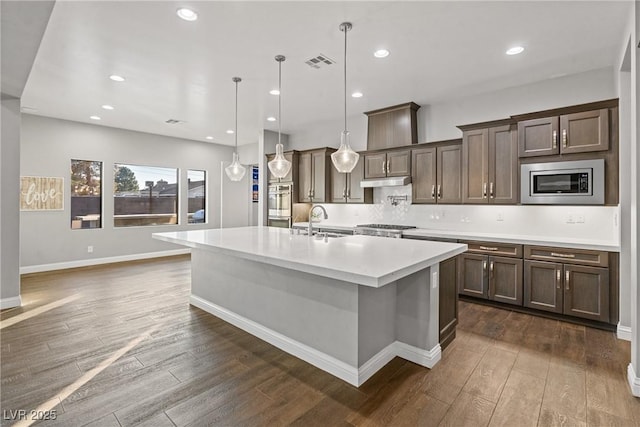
21, 1, 631, 146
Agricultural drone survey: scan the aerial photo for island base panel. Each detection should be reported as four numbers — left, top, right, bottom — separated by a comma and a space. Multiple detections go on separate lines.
190, 249, 441, 386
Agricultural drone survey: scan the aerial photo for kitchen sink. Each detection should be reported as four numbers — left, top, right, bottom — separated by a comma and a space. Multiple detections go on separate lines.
293, 230, 346, 238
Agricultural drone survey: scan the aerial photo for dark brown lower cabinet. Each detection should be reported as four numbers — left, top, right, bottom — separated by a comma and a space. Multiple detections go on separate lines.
439, 257, 458, 350
489, 256, 523, 305
524, 260, 610, 323
458, 253, 522, 306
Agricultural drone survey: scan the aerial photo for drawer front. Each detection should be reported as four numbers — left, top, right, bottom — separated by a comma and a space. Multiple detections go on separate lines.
524, 245, 608, 267
464, 241, 523, 258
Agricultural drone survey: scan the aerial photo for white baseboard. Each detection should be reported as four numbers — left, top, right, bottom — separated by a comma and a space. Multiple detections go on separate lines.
618, 323, 632, 342
20, 249, 190, 274
0, 296, 22, 309
395, 340, 442, 368
628, 363, 640, 397
358, 343, 398, 386
190, 294, 441, 387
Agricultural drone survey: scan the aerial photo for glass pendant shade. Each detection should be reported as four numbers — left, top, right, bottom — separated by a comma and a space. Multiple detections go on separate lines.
267, 55, 292, 179
268, 143, 291, 178
225, 152, 246, 181
331, 131, 360, 173
331, 22, 359, 174
225, 76, 246, 182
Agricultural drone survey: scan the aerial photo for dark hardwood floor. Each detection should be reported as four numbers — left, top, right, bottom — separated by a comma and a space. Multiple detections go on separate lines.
1, 255, 638, 426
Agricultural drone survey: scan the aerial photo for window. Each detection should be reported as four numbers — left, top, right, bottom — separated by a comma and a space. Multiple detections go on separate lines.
188, 170, 206, 224
113, 164, 178, 227
71, 159, 102, 229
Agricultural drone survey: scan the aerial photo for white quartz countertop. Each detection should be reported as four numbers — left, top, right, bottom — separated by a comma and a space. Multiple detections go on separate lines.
153, 226, 467, 288
292, 222, 358, 231
293, 222, 619, 252
401, 229, 619, 252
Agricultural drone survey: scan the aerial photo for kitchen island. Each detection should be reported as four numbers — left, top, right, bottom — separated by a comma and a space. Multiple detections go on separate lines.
153, 226, 466, 386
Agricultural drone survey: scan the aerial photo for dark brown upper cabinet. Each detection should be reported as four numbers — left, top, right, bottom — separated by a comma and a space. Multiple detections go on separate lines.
330, 156, 372, 204
364, 102, 420, 151
462, 123, 517, 204
518, 109, 609, 157
297, 148, 334, 203
363, 150, 411, 179
412, 142, 462, 204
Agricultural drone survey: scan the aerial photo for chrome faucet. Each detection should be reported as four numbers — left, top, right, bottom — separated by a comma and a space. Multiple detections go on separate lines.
308, 204, 328, 236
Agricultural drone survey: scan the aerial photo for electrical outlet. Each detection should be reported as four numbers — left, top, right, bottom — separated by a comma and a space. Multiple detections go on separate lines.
576, 215, 585, 223
497, 212, 504, 221
87, 245, 93, 253
566, 214, 575, 224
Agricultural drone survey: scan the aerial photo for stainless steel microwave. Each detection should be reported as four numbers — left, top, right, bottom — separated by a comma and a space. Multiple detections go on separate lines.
520, 159, 605, 205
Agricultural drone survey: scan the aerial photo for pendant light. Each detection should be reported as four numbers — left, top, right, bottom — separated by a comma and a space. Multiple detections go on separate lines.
267, 55, 292, 179
331, 22, 359, 173
225, 77, 247, 181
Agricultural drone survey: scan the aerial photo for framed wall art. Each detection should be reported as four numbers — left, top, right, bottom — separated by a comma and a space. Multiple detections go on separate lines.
20, 176, 64, 211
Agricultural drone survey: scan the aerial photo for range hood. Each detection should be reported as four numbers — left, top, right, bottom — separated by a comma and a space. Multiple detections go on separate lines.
360, 176, 411, 188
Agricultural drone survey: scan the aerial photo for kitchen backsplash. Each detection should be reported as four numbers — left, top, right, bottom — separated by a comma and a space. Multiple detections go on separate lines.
317, 185, 620, 244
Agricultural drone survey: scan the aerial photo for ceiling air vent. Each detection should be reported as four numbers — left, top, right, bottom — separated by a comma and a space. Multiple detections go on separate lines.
165, 119, 184, 125
305, 54, 335, 69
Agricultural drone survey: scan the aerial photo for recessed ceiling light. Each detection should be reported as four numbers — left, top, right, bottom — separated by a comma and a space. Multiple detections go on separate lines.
205, 136, 214, 140
176, 8, 198, 21
89, 115, 101, 120
266, 117, 277, 122
506, 46, 524, 55
269, 89, 280, 95
109, 75, 125, 82
351, 92, 363, 98
226, 129, 234, 134
374, 49, 390, 58
101, 104, 114, 110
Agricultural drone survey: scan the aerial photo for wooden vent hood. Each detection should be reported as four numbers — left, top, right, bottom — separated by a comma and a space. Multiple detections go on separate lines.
364, 102, 420, 151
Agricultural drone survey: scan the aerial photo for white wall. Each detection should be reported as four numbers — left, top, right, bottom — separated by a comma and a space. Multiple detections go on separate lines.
1, 98, 22, 308
20, 114, 237, 269
618, 36, 633, 335
289, 67, 616, 151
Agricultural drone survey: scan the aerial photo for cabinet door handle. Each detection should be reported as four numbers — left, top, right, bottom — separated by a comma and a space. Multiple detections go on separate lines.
387, 160, 391, 174
556, 269, 561, 289
437, 184, 442, 199
489, 182, 494, 199
565, 270, 570, 291
431, 184, 436, 199
479, 246, 498, 251
342, 188, 346, 198
551, 252, 575, 259
552, 130, 557, 149
483, 260, 487, 272
489, 261, 494, 277
347, 189, 350, 198
382, 160, 386, 174
562, 129, 567, 148
483, 182, 487, 198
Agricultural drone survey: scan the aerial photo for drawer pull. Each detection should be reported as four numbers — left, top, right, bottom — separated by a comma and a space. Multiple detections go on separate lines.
479, 246, 499, 251
551, 252, 575, 259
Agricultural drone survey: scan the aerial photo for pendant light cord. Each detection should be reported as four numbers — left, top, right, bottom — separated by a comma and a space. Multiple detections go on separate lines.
343, 24, 348, 133
278, 59, 282, 146
235, 79, 238, 153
